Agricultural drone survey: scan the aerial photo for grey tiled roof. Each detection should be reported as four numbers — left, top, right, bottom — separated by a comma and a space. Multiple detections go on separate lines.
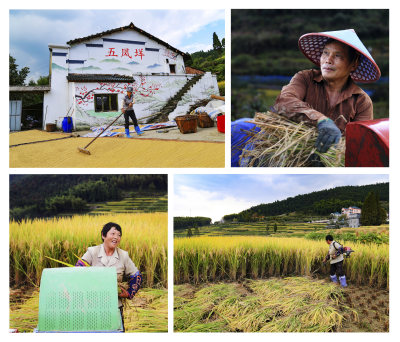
67, 74, 134, 82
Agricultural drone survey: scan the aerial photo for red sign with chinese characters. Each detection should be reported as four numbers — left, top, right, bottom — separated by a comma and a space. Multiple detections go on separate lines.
105, 47, 145, 60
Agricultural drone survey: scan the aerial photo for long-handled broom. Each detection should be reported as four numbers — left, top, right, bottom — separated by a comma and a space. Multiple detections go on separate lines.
78, 112, 124, 155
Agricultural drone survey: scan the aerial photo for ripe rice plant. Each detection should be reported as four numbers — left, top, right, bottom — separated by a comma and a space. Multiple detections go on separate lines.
174, 236, 388, 288
10, 213, 167, 288
174, 277, 357, 332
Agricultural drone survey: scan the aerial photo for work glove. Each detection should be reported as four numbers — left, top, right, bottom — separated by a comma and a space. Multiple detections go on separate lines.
315, 118, 341, 153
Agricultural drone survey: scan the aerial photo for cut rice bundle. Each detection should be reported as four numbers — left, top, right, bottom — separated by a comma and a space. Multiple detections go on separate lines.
239, 112, 345, 167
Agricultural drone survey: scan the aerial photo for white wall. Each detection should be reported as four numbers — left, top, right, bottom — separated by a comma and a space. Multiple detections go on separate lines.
62, 30, 185, 76
43, 45, 71, 128
168, 72, 220, 120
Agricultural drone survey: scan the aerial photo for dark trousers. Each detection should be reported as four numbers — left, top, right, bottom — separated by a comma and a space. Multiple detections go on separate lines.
119, 307, 125, 332
124, 109, 138, 129
330, 260, 344, 277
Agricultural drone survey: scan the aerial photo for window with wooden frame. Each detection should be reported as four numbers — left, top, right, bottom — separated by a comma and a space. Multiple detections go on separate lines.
94, 94, 118, 112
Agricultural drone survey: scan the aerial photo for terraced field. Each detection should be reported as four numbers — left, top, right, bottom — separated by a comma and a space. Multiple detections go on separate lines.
174, 221, 326, 238
90, 194, 168, 214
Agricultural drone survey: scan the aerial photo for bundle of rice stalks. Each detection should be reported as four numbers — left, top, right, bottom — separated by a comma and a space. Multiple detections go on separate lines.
239, 112, 345, 167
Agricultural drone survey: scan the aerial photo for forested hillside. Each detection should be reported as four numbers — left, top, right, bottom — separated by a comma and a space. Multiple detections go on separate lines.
174, 217, 212, 231
223, 182, 388, 222
185, 32, 225, 95
10, 174, 167, 220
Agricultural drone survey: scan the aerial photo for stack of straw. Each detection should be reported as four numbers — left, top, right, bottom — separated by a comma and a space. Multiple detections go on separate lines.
239, 112, 345, 167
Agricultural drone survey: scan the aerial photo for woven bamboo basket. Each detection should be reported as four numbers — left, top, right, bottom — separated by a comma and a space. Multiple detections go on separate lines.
197, 113, 214, 128
175, 115, 198, 134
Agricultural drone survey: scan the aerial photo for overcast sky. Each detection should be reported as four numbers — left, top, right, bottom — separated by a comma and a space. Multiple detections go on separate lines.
9, 9, 225, 82
174, 174, 389, 222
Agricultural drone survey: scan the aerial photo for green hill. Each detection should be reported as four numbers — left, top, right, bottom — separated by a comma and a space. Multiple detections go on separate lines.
9, 174, 167, 220
223, 182, 389, 222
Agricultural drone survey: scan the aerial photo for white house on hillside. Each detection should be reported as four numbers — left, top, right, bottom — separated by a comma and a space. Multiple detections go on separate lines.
341, 206, 362, 217
43, 22, 219, 130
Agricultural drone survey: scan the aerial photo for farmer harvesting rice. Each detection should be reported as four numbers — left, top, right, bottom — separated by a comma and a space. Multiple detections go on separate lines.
323, 234, 347, 287
273, 29, 381, 153
122, 86, 143, 138
76, 222, 142, 331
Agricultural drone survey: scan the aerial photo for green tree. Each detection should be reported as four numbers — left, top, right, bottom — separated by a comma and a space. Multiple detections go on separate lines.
213, 32, 222, 50
29, 75, 49, 86
187, 228, 193, 238
273, 222, 278, 233
9, 55, 29, 86
361, 191, 383, 226
380, 207, 387, 224
221, 38, 225, 48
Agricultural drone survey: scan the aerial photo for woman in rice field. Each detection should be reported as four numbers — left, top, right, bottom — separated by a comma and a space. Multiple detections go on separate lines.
273, 29, 380, 154
324, 234, 347, 287
122, 86, 143, 138
76, 222, 142, 332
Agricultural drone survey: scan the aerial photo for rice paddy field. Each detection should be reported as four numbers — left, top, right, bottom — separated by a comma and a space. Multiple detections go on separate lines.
9, 130, 224, 168
10, 213, 167, 288
174, 234, 389, 332
90, 195, 168, 214
174, 221, 327, 238
10, 212, 168, 332
306, 225, 389, 245
174, 236, 388, 288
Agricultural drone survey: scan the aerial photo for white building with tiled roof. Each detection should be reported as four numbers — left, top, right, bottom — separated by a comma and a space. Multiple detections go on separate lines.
341, 206, 362, 217
43, 23, 219, 129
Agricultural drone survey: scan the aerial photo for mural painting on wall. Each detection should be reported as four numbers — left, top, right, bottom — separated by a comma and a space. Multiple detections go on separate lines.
75, 83, 129, 108
74, 77, 164, 128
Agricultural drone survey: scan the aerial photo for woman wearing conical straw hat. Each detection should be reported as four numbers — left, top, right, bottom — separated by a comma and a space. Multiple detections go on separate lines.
273, 29, 381, 154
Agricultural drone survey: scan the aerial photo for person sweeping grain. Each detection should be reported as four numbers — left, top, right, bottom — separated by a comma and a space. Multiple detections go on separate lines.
273, 29, 381, 154
323, 234, 347, 287
122, 86, 143, 138
76, 222, 142, 332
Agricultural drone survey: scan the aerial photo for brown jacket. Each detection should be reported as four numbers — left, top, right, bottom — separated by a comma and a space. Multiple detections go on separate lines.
273, 69, 373, 132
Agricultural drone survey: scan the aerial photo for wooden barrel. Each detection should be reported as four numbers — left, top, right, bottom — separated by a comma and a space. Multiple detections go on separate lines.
197, 113, 214, 128
175, 115, 198, 134
46, 123, 56, 132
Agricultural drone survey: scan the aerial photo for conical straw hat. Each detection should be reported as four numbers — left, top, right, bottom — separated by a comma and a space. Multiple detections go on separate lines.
298, 29, 381, 83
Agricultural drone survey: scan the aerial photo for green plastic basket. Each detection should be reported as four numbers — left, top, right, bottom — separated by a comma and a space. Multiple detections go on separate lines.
37, 267, 122, 332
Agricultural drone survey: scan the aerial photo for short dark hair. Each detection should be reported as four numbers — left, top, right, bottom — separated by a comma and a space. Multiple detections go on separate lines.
324, 38, 360, 64
325, 234, 333, 242
101, 222, 122, 241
